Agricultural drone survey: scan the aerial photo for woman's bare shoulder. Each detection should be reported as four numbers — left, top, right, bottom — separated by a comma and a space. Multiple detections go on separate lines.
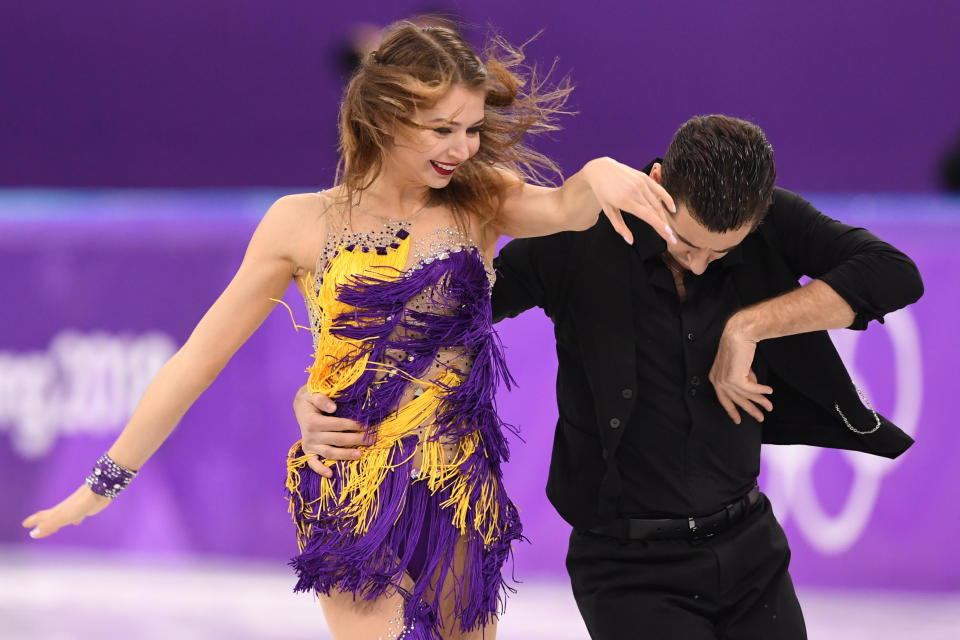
258, 190, 344, 276
270, 189, 341, 220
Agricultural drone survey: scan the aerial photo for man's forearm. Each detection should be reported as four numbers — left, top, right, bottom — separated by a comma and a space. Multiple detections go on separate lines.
729, 279, 856, 343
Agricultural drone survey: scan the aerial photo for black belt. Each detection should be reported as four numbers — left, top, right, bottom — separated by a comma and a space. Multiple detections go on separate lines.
587, 485, 762, 542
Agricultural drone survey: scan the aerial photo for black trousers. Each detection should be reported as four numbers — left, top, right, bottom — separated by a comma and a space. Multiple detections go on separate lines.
566, 495, 807, 640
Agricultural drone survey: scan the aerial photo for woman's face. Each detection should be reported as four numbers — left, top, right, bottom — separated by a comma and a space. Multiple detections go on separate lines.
383, 84, 485, 189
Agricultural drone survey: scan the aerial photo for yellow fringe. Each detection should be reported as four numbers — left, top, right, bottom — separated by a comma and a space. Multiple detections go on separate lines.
286, 238, 507, 552
302, 239, 410, 399
269, 297, 311, 332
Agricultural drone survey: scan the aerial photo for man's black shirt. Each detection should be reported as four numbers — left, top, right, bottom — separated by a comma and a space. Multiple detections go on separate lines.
622, 231, 762, 517
491, 183, 922, 528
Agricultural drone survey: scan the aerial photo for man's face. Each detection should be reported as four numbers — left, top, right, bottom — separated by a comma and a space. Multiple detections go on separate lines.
663, 202, 753, 275
650, 163, 754, 275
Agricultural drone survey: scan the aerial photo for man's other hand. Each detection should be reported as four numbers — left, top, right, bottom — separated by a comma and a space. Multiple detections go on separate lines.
293, 384, 364, 478
709, 319, 774, 425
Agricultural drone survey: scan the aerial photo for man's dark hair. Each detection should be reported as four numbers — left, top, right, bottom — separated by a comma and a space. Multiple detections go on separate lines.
661, 115, 776, 232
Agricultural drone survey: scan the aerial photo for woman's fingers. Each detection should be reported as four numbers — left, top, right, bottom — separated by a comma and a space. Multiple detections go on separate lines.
23, 508, 70, 538
22, 486, 110, 539
631, 172, 677, 243
628, 201, 676, 245
595, 161, 677, 246
592, 158, 677, 245
602, 204, 633, 245
21, 511, 54, 538
618, 183, 676, 245
625, 165, 675, 213
648, 178, 676, 215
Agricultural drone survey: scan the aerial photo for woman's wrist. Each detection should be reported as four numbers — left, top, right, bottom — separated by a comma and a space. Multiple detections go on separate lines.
85, 453, 139, 499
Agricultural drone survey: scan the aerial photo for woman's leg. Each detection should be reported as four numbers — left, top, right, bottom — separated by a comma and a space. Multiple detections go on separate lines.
316, 538, 500, 640
429, 535, 499, 640
318, 576, 498, 640
318, 576, 413, 640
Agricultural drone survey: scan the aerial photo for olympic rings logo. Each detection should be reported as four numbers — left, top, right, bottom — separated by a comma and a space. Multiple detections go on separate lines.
761, 308, 922, 554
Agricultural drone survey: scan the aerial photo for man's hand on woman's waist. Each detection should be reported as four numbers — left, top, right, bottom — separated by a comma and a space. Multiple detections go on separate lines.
293, 384, 364, 478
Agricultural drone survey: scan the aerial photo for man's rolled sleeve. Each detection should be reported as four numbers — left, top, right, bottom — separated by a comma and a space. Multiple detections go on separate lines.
819, 251, 924, 329
771, 188, 924, 330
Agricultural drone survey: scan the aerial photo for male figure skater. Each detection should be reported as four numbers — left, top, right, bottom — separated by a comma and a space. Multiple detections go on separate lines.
292, 115, 923, 639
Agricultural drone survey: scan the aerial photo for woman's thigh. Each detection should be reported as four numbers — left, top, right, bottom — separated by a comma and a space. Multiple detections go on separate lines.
318, 580, 412, 640
318, 560, 499, 640
425, 535, 500, 640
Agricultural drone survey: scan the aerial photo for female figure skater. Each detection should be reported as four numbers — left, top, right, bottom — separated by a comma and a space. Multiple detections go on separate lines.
22, 22, 675, 639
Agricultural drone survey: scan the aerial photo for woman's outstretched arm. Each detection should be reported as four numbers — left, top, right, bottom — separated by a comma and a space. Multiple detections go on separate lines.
488, 157, 677, 247
22, 195, 314, 538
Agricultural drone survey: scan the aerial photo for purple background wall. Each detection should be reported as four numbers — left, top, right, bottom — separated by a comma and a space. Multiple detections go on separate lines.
3, 1, 960, 191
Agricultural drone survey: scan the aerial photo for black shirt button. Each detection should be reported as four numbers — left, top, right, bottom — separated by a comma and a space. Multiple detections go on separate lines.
690, 375, 701, 387
689, 388, 698, 397
609, 417, 621, 429
621, 388, 633, 399
687, 332, 696, 342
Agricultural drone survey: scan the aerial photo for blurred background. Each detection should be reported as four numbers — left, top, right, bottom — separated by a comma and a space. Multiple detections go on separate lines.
2, 1, 959, 638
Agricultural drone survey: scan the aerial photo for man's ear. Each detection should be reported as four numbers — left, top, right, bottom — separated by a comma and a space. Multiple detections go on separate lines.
650, 162, 662, 184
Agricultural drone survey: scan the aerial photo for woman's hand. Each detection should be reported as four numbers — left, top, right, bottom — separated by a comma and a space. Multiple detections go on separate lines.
293, 384, 364, 478
584, 157, 677, 246
488, 157, 678, 245
22, 485, 111, 539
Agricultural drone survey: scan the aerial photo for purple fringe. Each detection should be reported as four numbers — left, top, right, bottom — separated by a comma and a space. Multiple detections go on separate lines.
290, 248, 522, 637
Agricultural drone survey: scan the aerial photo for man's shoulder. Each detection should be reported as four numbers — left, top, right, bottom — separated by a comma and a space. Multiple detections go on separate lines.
502, 214, 610, 252
769, 186, 810, 213
760, 187, 824, 240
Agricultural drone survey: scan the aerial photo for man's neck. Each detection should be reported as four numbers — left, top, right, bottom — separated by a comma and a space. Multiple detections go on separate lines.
661, 251, 688, 302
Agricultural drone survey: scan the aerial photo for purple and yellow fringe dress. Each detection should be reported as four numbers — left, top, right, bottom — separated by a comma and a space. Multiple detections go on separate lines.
285, 217, 522, 638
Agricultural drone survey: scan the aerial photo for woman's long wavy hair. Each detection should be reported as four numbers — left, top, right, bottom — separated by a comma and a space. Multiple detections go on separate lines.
335, 21, 573, 229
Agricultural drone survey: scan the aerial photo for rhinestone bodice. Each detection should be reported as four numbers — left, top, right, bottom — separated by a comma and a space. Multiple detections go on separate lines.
315, 218, 495, 287
307, 213, 495, 347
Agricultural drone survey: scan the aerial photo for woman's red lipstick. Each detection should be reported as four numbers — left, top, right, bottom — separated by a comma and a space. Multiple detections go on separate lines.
430, 160, 458, 176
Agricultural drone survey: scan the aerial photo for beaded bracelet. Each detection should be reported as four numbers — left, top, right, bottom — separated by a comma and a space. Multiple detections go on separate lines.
85, 453, 138, 499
